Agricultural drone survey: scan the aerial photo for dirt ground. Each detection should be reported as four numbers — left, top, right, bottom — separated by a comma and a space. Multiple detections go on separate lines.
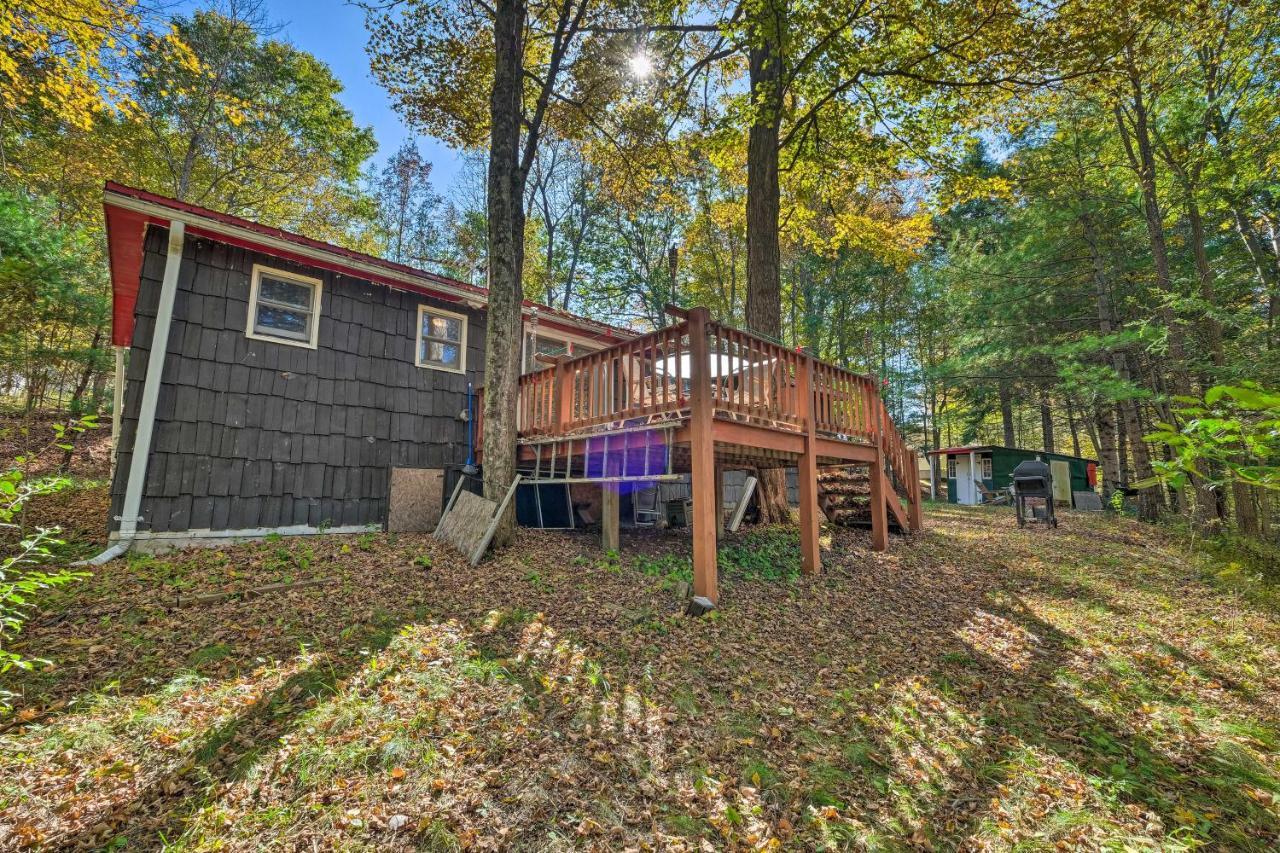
1, 503, 1278, 850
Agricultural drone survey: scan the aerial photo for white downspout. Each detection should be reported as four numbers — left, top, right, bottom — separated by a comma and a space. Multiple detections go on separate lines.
79, 220, 185, 565
929, 454, 937, 501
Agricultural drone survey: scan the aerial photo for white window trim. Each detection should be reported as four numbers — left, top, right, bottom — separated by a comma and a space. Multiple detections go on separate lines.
981, 456, 993, 479
246, 264, 322, 349
416, 303, 468, 374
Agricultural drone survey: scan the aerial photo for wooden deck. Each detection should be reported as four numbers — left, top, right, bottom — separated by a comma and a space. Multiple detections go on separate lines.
478, 306, 922, 603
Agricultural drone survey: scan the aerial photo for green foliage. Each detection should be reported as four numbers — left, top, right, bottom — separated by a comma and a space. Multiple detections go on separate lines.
0, 420, 97, 708
1142, 385, 1280, 492
634, 553, 692, 588
719, 527, 803, 582
0, 189, 110, 412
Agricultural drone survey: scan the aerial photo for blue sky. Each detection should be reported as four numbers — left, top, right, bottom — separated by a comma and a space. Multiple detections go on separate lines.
178, 0, 466, 190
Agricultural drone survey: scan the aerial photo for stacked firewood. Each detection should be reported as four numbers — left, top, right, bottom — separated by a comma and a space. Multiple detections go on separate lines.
817, 465, 874, 526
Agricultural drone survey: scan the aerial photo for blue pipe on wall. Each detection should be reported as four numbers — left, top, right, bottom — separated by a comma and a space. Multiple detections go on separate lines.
462, 382, 477, 475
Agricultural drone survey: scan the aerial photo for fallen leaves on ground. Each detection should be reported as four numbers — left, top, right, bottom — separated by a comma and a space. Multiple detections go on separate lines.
2, 504, 1279, 850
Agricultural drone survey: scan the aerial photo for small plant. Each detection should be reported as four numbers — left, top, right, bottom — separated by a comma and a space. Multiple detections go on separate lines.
597, 549, 622, 573
1, 418, 98, 709
356, 532, 378, 551
719, 527, 801, 581
413, 554, 433, 569
523, 570, 551, 593
635, 553, 693, 589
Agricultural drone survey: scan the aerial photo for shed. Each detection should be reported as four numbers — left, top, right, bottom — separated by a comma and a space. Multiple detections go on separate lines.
926, 445, 1097, 508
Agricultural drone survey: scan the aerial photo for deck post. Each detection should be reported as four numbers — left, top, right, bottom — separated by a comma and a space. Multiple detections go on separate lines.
601, 484, 620, 552
908, 450, 924, 532
687, 306, 718, 603
869, 447, 890, 551
714, 461, 725, 539
554, 356, 573, 435
797, 354, 821, 574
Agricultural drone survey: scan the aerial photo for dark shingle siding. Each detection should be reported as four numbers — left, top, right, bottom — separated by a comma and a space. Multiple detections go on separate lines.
108, 226, 485, 534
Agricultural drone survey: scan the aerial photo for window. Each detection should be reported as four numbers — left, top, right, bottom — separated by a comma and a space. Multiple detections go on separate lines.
946, 457, 956, 479
247, 265, 321, 348
417, 305, 467, 373
523, 333, 569, 374
981, 456, 993, 479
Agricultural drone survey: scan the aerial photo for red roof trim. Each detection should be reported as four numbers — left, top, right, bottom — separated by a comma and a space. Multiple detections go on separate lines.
102, 181, 635, 347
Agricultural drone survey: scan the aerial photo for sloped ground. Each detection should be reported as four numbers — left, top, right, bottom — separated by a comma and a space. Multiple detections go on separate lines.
1, 503, 1278, 850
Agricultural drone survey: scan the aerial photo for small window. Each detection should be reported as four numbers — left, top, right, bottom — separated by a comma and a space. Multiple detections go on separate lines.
523, 333, 570, 374
946, 457, 956, 479
417, 305, 467, 373
981, 456, 993, 479
247, 265, 321, 348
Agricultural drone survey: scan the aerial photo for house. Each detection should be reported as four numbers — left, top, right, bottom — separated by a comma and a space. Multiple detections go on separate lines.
98, 183, 923, 604
926, 445, 1097, 507
100, 182, 631, 550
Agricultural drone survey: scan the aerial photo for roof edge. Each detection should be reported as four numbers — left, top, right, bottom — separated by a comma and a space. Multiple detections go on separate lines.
102, 182, 635, 343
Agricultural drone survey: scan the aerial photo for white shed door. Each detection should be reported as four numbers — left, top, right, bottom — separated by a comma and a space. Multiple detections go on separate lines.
1050, 459, 1072, 504
954, 456, 978, 505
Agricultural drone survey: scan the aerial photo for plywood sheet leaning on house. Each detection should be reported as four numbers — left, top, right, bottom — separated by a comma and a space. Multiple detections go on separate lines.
434, 490, 496, 559
388, 468, 444, 532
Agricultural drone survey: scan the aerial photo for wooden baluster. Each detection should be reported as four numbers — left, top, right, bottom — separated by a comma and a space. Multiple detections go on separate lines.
555, 358, 573, 436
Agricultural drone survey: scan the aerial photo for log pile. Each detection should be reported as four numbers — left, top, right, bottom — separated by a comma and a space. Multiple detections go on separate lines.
817, 465, 905, 530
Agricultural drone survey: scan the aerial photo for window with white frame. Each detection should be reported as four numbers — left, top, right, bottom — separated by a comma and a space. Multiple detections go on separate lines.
247, 265, 321, 348
981, 456, 993, 479
946, 457, 956, 478
417, 305, 467, 372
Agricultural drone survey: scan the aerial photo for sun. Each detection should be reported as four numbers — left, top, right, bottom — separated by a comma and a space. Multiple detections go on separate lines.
628, 51, 653, 79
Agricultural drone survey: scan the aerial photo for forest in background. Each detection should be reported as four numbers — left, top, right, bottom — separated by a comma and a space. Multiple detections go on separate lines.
3, 0, 1279, 536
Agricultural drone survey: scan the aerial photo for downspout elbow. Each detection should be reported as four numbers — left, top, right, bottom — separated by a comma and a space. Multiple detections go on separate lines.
74, 540, 132, 566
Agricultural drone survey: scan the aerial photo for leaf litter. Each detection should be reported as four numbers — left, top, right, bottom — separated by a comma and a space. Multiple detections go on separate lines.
1, 500, 1278, 850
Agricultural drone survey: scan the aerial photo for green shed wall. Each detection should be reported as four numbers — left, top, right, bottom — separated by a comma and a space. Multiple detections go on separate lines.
991, 448, 1091, 495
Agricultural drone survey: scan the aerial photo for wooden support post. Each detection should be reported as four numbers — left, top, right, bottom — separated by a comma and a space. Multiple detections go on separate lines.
601, 483, 620, 553
908, 450, 924, 532
687, 307, 718, 602
797, 354, 821, 574
554, 356, 573, 435
868, 448, 889, 552
714, 461, 725, 539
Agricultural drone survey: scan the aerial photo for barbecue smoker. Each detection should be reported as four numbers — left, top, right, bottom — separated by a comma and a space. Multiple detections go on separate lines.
1012, 458, 1058, 528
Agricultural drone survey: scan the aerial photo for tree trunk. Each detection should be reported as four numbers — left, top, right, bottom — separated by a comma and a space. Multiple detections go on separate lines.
481, 0, 529, 546
1066, 398, 1082, 458
1094, 400, 1121, 499
744, 5, 790, 525
998, 380, 1015, 447
1039, 391, 1054, 454
1082, 209, 1160, 519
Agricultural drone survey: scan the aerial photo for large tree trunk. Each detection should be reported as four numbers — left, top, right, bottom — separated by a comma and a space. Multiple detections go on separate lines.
1116, 60, 1219, 527
1094, 400, 1121, 498
744, 6, 791, 525
481, 0, 529, 546
1082, 210, 1160, 520
1039, 391, 1055, 454
998, 380, 1015, 447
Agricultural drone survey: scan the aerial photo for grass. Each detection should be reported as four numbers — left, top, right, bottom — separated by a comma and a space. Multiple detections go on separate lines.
1, 499, 1279, 849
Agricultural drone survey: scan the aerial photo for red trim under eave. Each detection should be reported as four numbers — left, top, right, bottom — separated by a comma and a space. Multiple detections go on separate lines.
102, 181, 634, 348
105, 204, 149, 346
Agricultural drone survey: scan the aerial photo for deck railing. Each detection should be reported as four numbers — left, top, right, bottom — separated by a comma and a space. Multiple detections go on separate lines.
478, 308, 917, 497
